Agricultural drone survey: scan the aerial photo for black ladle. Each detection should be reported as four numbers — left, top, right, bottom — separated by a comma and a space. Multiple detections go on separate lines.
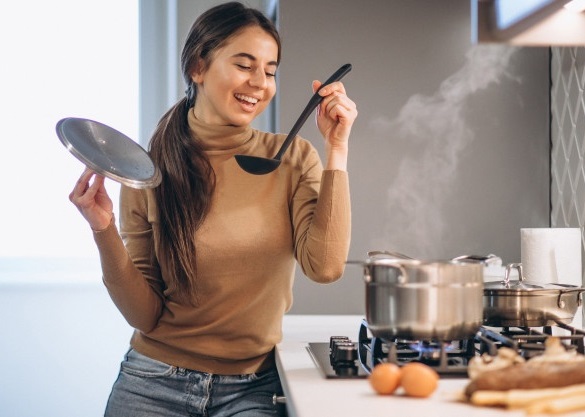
235, 63, 352, 175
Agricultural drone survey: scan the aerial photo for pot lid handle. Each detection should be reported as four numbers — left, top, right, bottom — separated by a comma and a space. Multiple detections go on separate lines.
504, 263, 524, 288
503, 263, 542, 289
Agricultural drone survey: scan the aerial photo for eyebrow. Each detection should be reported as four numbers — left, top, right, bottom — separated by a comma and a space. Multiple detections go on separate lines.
231, 52, 278, 67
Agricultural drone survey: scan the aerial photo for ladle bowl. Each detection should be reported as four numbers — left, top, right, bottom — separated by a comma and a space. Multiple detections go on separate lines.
235, 63, 352, 175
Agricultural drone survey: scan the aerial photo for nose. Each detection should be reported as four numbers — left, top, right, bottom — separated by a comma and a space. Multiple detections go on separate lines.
249, 68, 268, 89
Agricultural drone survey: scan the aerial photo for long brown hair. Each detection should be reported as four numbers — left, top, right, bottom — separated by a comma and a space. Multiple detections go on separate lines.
148, 2, 281, 302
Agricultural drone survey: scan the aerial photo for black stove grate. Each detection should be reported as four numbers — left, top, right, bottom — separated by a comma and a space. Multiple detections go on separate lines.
477, 322, 585, 358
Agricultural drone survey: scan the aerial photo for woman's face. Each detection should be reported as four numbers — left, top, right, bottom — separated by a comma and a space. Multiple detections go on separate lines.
192, 25, 279, 126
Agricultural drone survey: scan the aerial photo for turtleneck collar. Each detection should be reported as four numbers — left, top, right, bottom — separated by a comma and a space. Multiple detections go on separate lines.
187, 107, 255, 152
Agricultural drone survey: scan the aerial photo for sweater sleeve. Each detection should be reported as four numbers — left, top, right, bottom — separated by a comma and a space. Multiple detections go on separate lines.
92, 186, 164, 332
291, 145, 351, 283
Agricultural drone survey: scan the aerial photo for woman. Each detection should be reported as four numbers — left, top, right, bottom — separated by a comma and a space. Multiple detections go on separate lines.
69, 2, 357, 416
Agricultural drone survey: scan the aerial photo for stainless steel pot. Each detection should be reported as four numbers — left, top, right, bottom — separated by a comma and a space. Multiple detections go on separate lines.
361, 252, 484, 341
483, 263, 585, 327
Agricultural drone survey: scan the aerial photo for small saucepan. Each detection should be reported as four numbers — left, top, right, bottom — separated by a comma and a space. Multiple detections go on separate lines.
483, 263, 585, 327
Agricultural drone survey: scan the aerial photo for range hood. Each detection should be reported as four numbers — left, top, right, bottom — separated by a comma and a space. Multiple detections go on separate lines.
472, 0, 585, 46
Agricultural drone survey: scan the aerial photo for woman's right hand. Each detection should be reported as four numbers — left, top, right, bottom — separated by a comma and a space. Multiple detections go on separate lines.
69, 168, 113, 231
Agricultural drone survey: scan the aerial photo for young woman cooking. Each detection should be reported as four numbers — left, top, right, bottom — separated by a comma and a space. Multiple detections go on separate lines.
68, 2, 357, 416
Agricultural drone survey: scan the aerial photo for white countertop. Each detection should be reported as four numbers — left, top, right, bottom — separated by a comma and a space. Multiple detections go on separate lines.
275, 315, 585, 417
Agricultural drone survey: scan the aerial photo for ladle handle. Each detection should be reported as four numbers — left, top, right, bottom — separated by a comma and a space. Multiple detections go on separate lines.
274, 63, 352, 160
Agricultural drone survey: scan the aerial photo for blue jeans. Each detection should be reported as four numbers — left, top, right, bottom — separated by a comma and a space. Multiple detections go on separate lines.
104, 348, 286, 417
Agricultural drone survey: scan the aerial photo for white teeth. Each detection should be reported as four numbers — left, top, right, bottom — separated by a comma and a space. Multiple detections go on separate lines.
234, 93, 258, 104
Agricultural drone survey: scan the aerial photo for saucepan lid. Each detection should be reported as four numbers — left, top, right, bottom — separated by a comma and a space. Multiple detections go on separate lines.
56, 117, 161, 189
483, 262, 585, 293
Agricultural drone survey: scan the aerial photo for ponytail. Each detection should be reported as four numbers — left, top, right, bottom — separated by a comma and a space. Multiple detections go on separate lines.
149, 97, 215, 304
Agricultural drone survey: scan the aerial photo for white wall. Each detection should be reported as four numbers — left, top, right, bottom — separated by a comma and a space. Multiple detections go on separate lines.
1, 1, 137, 415
0, 283, 132, 417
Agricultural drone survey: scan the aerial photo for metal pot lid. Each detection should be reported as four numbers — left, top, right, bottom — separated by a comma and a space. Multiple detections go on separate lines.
483, 263, 584, 292
483, 280, 578, 291
56, 117, 161, 189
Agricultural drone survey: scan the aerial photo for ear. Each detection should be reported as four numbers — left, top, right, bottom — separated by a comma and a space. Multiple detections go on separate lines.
191, 59, 206, 84
192, 71, 203, 84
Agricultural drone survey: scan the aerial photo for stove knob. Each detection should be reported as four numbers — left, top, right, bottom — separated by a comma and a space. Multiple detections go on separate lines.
333, 343, 358, 363
329, 336, 351, 364
329, 336, 350, 351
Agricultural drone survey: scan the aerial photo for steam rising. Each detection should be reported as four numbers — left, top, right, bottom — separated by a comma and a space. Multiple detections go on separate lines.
371, 45, 519, 258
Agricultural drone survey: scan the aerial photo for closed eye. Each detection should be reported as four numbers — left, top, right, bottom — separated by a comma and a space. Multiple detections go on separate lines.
236, 64, 276, 78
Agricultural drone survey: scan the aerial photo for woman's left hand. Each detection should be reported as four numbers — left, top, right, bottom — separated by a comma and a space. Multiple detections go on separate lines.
312, 80, 358, 152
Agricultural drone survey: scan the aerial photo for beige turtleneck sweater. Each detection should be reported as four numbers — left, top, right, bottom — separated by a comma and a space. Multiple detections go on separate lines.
93, 110, 351, 374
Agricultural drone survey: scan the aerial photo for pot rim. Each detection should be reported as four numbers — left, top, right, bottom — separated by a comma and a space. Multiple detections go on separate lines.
483, 286, 585, 295
483, 286, 585, 297
363, 258, 483, 268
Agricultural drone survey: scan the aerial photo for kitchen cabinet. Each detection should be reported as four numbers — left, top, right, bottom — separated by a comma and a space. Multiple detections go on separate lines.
275, 315, 583, 417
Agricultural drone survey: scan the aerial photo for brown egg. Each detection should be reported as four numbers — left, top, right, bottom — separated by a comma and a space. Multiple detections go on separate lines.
368, 363, 402, 395
400, 362, 439, 398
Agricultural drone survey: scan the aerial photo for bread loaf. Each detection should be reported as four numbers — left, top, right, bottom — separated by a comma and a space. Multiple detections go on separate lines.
464, 362, 585, 398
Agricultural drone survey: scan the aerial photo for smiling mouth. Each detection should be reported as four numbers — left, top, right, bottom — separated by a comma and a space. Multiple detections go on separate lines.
234, 93, 259, 106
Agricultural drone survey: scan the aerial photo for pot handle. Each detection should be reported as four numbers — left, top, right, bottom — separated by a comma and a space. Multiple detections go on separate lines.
362, 262, 408, 284
558, 288, 584, 308
346, 259, 408, 284
557, 292, 567, 309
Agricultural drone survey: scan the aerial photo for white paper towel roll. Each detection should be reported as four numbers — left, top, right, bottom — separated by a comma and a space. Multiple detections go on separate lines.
520, 228, 582, 286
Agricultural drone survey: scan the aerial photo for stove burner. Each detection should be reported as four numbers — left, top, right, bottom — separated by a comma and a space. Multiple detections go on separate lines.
408, 341, 458, 360
357, 319, 474, 377
306, 318, 585, 379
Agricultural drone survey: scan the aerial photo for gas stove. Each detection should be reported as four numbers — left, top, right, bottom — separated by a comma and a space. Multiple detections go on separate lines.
306, 318, 585, 379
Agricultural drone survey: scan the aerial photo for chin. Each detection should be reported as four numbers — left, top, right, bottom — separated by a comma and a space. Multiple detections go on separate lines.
229, 114, 258, 127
